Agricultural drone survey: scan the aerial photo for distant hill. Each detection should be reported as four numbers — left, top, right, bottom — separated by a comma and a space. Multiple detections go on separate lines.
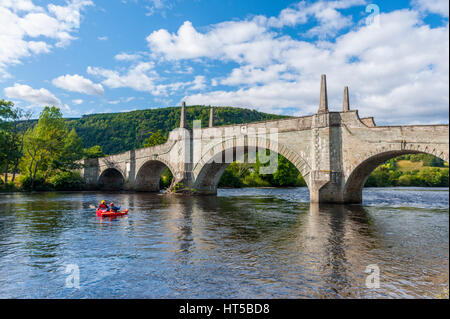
66, 106, 288, 155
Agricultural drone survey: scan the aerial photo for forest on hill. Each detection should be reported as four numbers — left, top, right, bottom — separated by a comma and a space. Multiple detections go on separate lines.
66, 105, 287, 155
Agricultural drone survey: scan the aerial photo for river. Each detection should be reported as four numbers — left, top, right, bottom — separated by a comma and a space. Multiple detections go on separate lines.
0, 187, 448, 298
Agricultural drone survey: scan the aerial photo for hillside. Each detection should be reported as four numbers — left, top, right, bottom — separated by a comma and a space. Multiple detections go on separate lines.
66, 106, 287, 155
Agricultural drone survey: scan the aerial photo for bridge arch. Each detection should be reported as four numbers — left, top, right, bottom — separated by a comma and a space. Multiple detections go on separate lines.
343, 145, 449, 203
193, 138, 311, 194
135, 159, 175, 192
98, 168, 125, 191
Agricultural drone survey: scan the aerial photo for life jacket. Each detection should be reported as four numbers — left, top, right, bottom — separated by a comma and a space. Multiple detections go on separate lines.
99, 203, 108, 209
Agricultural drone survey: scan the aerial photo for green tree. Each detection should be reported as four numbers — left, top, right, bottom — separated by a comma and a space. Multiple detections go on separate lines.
421, 154, 444, 167
218, 162, 245, 188
0, 100, 32, 183
273, 155, 301, 186
54, 128, 84, 171
83, 145, 104, 158
142, 130, 167, 147
159, 168, 173, 189
1, 100, 15, 183
20, 107, 68, 188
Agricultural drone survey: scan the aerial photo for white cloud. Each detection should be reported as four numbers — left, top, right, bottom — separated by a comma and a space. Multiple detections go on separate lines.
146, 19, 269, 63
98, 36, 108, 41
190, 75, 206, 91
268, 0, 366, 38
52, 74, 104, 96
87, 62, 160, 93
184, 81, 316, 115
123, 97, 135, 102
0, 0, 93, 78
114, 52, 142, 61
72, 99, 83, 105
221, 64, 288, 86
413, 0, 449, 17
4, 83, 62, 107
145, 0, 166, 16
0, 0, 42, 13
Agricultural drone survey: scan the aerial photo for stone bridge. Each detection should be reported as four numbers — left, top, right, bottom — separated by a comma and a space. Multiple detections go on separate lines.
80, 75, 449, 203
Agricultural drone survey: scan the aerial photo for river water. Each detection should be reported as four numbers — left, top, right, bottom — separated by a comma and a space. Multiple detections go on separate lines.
0, 187, 448, 299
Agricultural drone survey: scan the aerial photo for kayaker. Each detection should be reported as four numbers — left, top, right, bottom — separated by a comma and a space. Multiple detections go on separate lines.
99, 200, 109, 210
110, 202, 120, 212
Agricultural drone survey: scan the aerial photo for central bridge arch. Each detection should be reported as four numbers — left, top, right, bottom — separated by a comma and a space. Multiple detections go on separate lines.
192, 138, 311, 194
135, 159, 175, 192
98, 168, 125, 191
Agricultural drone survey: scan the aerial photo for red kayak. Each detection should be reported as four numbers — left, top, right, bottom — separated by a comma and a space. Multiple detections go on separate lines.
96, 208, 128, 217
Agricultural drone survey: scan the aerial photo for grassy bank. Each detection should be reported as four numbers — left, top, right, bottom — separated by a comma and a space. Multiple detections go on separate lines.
1, 172, 84, 192
365, 155, 448, 187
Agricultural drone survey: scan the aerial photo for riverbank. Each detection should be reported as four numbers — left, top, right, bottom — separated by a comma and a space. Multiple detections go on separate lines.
2, 157, 448, 193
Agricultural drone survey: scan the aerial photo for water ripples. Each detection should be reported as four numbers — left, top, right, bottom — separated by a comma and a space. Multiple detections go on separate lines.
0, 188, 448, 298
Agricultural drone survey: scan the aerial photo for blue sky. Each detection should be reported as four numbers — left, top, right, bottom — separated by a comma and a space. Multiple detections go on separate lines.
0, 0, 448, 124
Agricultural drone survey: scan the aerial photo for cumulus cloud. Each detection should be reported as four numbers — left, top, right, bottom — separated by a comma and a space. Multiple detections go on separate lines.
87, 62, 159, 93
0, 0, 93, 78
412, 0, 449, 17
146, 19, 269, 64
4, 83, 62, 107
52, 74, 104, 96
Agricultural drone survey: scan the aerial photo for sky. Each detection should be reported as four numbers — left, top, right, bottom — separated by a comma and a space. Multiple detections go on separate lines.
0, 0, 448, 125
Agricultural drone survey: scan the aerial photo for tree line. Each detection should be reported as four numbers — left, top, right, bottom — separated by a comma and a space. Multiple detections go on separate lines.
1, 101, 104, 191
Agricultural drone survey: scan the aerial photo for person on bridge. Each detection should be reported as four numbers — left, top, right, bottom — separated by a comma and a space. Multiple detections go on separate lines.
110, 202, 120, 212
98, 200, 109, 210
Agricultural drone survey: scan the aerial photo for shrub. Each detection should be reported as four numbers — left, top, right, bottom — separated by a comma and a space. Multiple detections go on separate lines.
0, 181, 16, 192
242, 173, 270, 187
218, 168, 243, 188
48, 171, 84, 190
159, 167, 173, 189
19, 175, 51, 191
